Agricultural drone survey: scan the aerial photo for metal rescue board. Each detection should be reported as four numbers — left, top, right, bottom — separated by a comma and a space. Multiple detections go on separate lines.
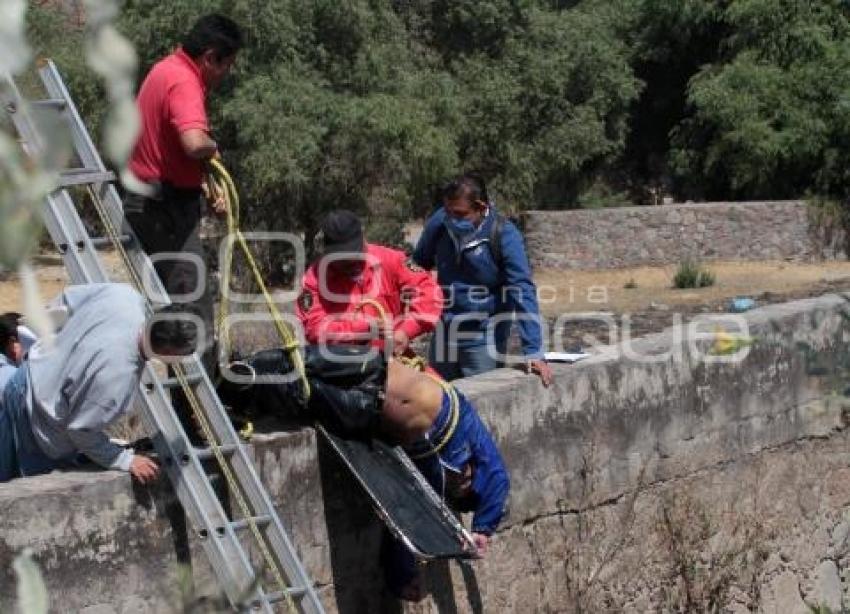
317, 426, 477, 560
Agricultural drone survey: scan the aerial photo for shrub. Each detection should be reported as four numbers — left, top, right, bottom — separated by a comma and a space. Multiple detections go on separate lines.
673, 260, 715, 289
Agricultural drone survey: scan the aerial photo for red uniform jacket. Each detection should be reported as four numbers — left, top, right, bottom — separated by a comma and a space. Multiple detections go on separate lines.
297, 244, 443, 347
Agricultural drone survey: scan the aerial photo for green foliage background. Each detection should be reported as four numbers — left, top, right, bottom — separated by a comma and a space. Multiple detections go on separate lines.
24, 0, 850, 243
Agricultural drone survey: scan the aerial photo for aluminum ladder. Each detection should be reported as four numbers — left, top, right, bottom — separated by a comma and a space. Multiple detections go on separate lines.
1, 59, 325, 614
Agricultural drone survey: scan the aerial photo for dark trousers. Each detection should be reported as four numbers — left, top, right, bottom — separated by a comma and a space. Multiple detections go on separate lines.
124, 189, 216, 441
124, 188, 215, 364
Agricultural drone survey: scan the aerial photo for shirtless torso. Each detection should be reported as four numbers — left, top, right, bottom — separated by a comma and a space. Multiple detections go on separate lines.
381, 360, 444, 445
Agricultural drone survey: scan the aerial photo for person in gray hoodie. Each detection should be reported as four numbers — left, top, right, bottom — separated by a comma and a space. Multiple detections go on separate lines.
0, 283, 198, 483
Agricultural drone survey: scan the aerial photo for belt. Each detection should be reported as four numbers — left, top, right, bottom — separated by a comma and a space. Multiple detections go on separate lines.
141, 181, 202, 201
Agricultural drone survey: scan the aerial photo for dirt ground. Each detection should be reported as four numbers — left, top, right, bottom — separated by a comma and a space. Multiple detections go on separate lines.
0, 252, 131, 313
0, 258, 65, 313
535, 260, 850, 315
536, 259, 850, 348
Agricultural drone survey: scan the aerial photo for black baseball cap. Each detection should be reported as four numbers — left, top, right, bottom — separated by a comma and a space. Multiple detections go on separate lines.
319, 209, 365, 255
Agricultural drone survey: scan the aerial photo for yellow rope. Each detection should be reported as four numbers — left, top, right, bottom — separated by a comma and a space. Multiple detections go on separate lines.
353, 297, 458, 456
354, 298, 393, 352
396, 354, 427, 372
86, 184, 298, 613
407, 373, 460, 460
208, 158, 310, 400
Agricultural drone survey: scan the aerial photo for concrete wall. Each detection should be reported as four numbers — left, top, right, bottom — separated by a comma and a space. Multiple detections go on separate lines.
523, 201, 847, 269
2, 293, 850, 612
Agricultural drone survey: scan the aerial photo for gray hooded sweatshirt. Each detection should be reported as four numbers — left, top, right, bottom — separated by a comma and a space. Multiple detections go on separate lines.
25, 283, 146, 471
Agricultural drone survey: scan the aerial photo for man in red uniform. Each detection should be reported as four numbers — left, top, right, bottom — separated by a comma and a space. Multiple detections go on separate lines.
124, 14, 242, 368
296, 210, 443, 356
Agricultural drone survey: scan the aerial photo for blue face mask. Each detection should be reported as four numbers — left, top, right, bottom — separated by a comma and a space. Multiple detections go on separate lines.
447, 217, 476, 235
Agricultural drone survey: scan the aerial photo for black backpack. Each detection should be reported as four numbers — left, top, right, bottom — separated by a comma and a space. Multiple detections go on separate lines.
488, 213, 506, 266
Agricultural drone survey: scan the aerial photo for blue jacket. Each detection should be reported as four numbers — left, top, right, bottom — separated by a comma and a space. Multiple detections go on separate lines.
425, 390, 509, 535
413, 206, 544, 359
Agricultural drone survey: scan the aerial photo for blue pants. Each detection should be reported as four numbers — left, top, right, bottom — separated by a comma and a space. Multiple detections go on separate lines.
0, 369, 67, 482
0, 370, 21, 481
428, 320, 509, 381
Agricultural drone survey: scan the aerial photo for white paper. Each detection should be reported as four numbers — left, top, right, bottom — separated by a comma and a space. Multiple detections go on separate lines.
544, 351, 591, 363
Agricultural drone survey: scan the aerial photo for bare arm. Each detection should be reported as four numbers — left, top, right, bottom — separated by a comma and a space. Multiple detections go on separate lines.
180, 128, 217, 160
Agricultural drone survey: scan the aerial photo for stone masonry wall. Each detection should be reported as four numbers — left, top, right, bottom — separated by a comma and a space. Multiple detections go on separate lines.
2, 294, 850, 612
523, 200, 847, 269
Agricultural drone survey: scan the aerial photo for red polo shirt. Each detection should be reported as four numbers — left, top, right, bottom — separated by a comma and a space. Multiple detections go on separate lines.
129, 48, 208, 189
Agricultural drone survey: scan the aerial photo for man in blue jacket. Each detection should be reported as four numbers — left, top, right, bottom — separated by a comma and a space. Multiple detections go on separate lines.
413, 173, 552, 386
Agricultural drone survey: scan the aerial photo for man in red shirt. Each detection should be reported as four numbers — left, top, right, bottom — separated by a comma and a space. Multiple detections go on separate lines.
296, 210, 443, 357
124, 14, 242, 372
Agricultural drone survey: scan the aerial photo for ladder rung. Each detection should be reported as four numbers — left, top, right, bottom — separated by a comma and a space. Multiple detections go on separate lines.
195, 444, 238, 461
58, 234, 131, 253
230, 515, 272, 532
31, 98, 67, 110
265, 588, 307, 603
59, 169, 116, 187
90, 234, 131, 249
161, 373, 204, 389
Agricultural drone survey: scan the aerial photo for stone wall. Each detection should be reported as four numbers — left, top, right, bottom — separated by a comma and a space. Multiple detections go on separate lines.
523, 200, 847, 269
2, 294, 850, 612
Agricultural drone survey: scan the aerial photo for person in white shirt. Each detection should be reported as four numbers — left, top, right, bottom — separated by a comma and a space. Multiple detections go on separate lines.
0, 284, 199, 483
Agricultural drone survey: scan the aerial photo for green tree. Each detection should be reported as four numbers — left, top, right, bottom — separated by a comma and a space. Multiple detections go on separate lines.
668, 0, 850, 200
26, 4, 106, 144
226, 1, 460, 246
452, 1, 641, 209
25, 0, 850, 222
622, 0, 727, 199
